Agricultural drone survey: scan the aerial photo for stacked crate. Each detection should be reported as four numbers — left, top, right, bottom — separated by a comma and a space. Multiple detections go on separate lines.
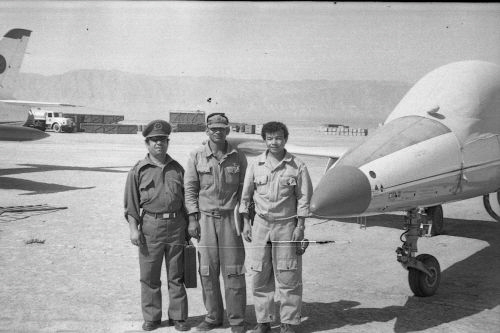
318, 124, 368, 136
64, 112, 135, 134
244, 124, 256, 134
169, 110, 206, 132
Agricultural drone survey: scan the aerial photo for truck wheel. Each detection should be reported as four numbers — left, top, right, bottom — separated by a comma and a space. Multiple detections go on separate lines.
65, 127, 74, 133
53, 123, 62, 133
34, 120, 46, 131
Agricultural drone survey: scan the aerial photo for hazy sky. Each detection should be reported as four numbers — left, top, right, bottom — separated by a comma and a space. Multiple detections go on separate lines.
0, 1, 499, 83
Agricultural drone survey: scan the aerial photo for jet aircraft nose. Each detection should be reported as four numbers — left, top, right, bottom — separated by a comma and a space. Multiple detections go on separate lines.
310, 165, 372, 218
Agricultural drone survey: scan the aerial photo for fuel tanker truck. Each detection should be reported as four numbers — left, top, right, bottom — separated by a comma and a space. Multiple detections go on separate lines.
28, 108, 76, 133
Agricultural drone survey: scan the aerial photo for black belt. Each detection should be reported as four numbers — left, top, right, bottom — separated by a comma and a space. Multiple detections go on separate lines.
144, 211, 179, 219
200, 210, 231, 219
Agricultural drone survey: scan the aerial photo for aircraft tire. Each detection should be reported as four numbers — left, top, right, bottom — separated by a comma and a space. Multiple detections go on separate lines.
425, 205, 443, 236
53, 123, 62, 133
408, 254, 441, 297
483, 192, 500, 222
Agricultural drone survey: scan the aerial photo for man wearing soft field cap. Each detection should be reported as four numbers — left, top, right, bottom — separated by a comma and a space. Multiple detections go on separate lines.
206, 113, 230, 128
124, 119, 190, 332
184, 113, 248, 333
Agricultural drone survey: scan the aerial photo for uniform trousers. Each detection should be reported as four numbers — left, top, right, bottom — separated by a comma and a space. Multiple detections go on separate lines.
139, 213, 188, 322
198, 211, 246, 326
248, 214, 302, 325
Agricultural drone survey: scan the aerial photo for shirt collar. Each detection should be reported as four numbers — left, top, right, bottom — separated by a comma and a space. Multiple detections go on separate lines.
258, 149, 292, 165
138, 153, 173, 168
203, 140, 237, 158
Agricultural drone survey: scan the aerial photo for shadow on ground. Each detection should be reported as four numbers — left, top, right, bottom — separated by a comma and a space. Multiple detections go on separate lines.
307, 214, 500, 332
0, 163, 128, 194
0, 177, 95, 195
0, 163, 130, 177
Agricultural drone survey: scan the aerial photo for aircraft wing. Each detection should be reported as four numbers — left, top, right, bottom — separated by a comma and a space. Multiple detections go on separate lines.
286, 143, 349, 159
0, 124, 49, 141
228, 136, 350, 163
0, 100, 80, 108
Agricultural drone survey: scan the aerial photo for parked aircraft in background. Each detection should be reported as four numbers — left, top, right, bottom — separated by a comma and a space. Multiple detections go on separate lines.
302, 60, 500, 297
0, 28, 78, 141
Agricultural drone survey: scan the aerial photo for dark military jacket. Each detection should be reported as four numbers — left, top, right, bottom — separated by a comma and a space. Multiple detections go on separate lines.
124, 154, 184, 222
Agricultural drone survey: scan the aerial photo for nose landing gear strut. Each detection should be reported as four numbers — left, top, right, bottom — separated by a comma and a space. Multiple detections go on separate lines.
396, 209, 441, 297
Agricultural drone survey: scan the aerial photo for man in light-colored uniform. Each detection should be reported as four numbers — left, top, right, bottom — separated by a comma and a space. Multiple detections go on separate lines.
124, 119, 190, 332
240, 121, 313, 333
184, 113, 248, 333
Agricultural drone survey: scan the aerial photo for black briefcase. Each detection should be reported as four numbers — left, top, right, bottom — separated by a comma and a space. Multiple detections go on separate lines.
183, 240, 197, 288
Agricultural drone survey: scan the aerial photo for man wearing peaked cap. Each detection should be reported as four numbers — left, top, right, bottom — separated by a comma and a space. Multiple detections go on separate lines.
142, 119, 172, 137
125, 119, 190, 332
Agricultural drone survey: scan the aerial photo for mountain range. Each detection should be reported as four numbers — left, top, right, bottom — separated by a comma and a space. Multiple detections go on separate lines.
14, 70, 411, 128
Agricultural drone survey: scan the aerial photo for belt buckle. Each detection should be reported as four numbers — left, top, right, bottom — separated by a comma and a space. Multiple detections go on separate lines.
210, 211, 221, 218
161, 212, 174, 219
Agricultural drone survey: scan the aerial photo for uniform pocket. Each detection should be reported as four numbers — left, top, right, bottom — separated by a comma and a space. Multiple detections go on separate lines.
276, 258, 300, 287
248, 259, 262, 272
199, 265, 210, 276
254, 175, 268, 195
165, 177, 182, 202
140, 216, 157, 239
278, 176, 296, 196
139, 179, 155, 202
224, 164, 240, 185
197, 165, 213, 188
225, 265, 246, 288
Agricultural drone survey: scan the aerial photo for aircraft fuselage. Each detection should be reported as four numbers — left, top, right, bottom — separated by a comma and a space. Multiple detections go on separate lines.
310, 61, 500, 218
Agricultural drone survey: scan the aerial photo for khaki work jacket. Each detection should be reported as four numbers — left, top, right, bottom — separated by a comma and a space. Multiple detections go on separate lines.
184, 141, 247, 215
239, 150, 312, 220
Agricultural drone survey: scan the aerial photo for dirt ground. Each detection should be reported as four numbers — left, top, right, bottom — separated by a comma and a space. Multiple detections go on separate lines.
1, 129, 499, 333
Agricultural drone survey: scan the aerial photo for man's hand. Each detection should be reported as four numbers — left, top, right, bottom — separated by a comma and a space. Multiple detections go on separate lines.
242, 217, 252, 242
291, 227, 304, 242
188, 215, 200, 240
130, 228, 143, 246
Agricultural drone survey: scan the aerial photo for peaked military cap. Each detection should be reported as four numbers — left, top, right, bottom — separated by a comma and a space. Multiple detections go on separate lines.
142, 119, 172, 137
207, 113, 229, 128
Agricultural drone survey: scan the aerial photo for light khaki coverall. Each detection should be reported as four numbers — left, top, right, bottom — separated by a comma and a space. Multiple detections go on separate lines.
239, 150, 312, 325
184, 142, 248, 326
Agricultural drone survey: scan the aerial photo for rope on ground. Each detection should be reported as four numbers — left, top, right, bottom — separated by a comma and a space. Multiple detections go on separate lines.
0, 239, 352, 252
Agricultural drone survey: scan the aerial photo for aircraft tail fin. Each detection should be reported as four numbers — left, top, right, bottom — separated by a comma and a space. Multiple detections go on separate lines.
0, 29, 32, 97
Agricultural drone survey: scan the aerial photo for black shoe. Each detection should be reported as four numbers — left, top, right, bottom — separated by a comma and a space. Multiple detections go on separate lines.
196, 320, 223, 331
142, 320, 162, 331
231, 325, 246, 333
169, 319, 191, 331
251, 323, 271, 333
280, 324, 297, 333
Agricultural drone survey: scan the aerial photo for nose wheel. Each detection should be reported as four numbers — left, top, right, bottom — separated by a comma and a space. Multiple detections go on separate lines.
396, 209, 441, 297
408, 254, 441, 296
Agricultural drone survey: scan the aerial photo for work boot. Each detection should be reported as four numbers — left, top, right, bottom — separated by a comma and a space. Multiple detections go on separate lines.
251, 322, 271, 333
169, 319, 191, 331
280, 324, 298, 333
231, 324, 246, 333
195, 320, 223, 331
142, 320, 162, 331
